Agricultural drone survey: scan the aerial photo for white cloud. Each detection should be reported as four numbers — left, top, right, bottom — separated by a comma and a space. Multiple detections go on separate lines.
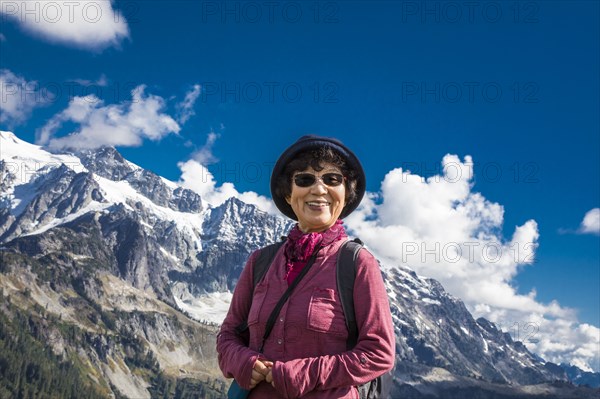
0, 0, 129, 51
0, 69, 48, 126
176, 84, 201, 124
345, 154, 600, 371
578, 208, 600, 235
178, 159, 278, 215
69, 73, 109, 87
37, 85, 180, 149
190, 131, 219, 165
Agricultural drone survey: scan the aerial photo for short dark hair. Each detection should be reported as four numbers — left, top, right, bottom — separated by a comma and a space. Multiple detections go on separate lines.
274, 146, 359, 207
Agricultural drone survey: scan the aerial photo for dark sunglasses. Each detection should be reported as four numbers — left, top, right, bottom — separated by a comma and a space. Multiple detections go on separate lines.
293, 172, 345, 187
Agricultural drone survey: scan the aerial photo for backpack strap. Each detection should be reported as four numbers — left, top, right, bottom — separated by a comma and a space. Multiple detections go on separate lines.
252, 240, 285, 288
258, 245, 321, 352
234, 240, 285, 336
337, 238, 388, 399
336, 238, 363, 350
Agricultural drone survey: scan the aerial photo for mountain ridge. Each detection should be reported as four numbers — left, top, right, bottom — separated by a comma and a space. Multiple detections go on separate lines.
0, 131, 597, 398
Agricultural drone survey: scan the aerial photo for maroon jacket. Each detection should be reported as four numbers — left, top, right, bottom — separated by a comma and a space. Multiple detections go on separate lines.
217, 238, 395, 399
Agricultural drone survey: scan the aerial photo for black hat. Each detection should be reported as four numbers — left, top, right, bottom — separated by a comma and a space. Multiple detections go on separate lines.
270, 135, 366, 220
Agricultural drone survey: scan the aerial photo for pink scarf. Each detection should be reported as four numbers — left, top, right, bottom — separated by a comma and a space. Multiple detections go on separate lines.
283, 220, 347, 285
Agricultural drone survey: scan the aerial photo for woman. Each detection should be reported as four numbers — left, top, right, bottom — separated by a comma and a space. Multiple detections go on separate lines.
217, 135, 395, 398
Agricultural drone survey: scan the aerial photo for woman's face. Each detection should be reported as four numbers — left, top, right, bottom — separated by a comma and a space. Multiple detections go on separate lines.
286, 162, 346, 233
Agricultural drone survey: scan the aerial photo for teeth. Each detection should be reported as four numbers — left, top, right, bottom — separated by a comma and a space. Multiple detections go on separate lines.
307, 202, 329, 206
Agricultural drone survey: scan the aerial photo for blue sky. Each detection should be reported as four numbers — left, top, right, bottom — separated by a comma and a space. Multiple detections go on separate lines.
0, 1, 598, 369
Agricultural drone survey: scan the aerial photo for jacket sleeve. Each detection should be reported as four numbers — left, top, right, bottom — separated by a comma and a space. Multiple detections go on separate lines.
271, 248, 396, 399
216, 250, 261, 389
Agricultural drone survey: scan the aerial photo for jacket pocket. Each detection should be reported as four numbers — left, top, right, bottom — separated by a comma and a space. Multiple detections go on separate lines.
307, 288, 346, 335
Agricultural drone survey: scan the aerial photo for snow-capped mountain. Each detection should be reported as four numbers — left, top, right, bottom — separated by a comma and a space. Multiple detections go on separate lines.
561, 364, 600, 388
1, 131, 291, 300
0, 131, 597, 398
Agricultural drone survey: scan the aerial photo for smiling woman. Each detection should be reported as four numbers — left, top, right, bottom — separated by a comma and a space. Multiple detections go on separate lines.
286, 163, 347, 233
271, 135, 364, 222
216, 135, 395, 398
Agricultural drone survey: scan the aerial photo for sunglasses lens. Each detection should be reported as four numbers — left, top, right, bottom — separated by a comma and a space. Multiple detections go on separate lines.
293, 173, 344, 187
294, 174, 316, 187
322, 173, 343, 186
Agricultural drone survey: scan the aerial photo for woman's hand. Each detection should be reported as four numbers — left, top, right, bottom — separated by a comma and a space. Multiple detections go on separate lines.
265, 368, 275, 388
249, 359, 273, 389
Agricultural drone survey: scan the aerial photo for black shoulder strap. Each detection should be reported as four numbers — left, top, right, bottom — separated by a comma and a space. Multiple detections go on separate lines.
336, 238, 363, 350
253, 240, 285, 288
259, 246, 320, 352
234, 240, 284, 337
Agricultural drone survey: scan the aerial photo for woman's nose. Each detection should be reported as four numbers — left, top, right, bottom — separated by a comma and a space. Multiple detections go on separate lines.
310, 180, 328, 194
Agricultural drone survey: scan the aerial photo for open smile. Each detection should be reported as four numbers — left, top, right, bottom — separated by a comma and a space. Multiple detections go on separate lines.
306, 201, 330, 207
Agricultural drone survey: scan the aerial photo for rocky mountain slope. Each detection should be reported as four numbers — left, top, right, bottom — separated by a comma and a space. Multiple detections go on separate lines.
0, 131, 597, 398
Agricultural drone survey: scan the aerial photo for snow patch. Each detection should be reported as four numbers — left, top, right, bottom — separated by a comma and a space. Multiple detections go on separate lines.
422, 297, 441, 306
172, 284, 231, 324
21, 201, 110, 237
0, 130, 87, 186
